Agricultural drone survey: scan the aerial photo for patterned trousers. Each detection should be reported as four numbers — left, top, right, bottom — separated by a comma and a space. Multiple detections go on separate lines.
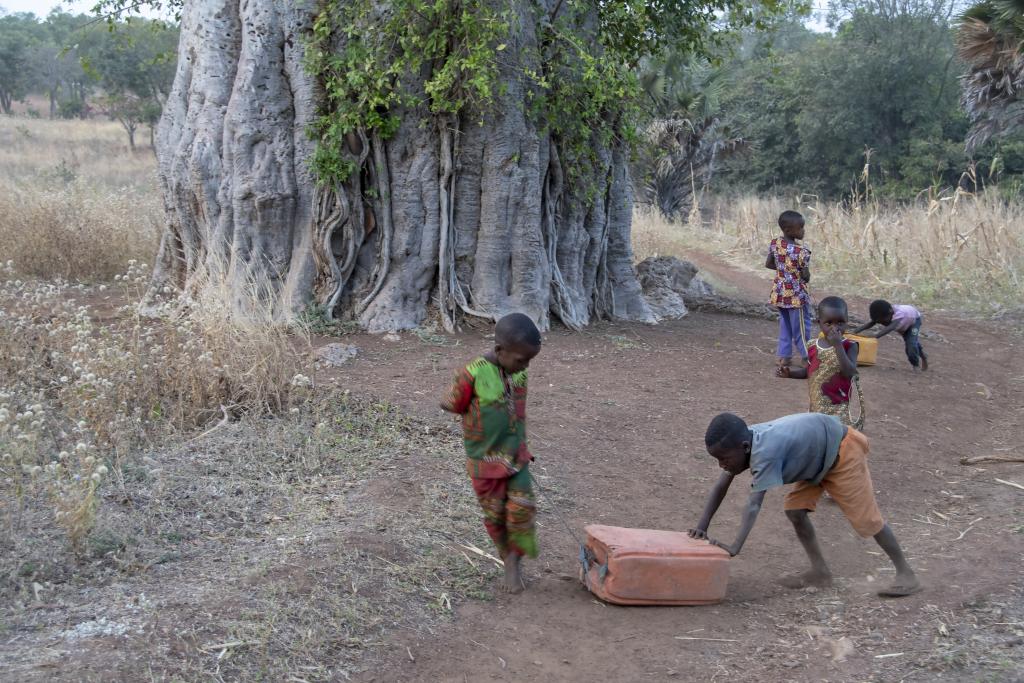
470, 465, 538, 558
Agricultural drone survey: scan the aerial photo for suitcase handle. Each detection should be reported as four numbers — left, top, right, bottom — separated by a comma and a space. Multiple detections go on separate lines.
579, 544, 608, 587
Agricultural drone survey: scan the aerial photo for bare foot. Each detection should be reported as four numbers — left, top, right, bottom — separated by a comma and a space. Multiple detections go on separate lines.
501, 552, 524, 594
877, 572, 921, 598
779, 570, 833, 589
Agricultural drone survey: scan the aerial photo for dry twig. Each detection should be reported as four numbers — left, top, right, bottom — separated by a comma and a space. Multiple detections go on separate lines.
960, 455, 1024, 465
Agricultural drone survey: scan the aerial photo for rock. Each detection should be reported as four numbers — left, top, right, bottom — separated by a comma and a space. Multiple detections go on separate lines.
315, 343, 359, 366
637, 255, 697, 291
635, 256, 713, 321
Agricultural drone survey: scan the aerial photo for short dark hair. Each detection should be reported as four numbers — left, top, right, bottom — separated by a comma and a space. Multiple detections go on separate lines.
705, 413, 749, 451
869, 299, 893, 323
818, 296, 848, 317
495, 312, 542, 349
778, 210, 804, 230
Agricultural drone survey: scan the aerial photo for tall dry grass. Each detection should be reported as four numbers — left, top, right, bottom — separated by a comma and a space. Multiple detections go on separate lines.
0, 116, 162, 282
0, 116, 323, 555
0, 116, 155, 187
0, 117, 504, 678
0, 260, 312, 552
634, 191, 1024, 314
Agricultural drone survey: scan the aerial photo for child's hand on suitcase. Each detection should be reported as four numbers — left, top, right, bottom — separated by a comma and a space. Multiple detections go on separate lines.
687, 528, 708, 540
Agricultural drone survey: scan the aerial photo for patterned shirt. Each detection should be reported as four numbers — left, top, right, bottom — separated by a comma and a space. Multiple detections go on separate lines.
768, 237, 811, 308
441, 357, 531, 479
807, 338, 864, 430
807, 339, 855, 407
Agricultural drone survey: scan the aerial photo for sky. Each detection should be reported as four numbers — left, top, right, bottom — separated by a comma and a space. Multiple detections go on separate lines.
2, 1, 96, 15
0, 0, 166, 18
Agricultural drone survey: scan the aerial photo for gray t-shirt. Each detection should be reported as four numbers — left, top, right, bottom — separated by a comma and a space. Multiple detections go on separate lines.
748, 414, 848, 492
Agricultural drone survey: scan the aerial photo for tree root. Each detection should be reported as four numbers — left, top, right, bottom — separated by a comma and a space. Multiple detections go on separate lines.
312, 129, 372, 319
438, 117, 457, 332
437, 115, 492, 331
357, 131, 394, 315
544, 140, 584, 329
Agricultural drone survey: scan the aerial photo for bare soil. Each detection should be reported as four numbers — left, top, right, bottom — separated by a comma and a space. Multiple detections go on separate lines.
337, 255, 1024, 682
3, 254, 1022, 682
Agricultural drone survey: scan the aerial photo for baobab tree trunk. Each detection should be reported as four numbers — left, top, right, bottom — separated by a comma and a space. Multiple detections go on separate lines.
153, 0, 653, 332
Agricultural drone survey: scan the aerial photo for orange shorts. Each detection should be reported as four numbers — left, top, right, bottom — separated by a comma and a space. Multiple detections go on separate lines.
783, 428, 885, 537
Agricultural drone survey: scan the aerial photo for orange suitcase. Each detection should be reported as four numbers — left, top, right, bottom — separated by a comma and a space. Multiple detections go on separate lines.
581, 525, 731, 606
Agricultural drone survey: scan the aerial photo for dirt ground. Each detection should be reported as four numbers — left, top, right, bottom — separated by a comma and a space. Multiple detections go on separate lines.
3, 254, 1022, 682
333, 256, 1024, 682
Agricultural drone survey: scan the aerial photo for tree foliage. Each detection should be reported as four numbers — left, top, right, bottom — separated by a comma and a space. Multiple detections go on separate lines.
0, 13, 43, 115
714, 1, 986, 198
305, 0, 789, 190
958, 0, 1024, 151
634, 53, 748, 219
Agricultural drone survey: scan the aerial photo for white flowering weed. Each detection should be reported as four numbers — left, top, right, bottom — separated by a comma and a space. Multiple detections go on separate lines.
0, 265, 312, 552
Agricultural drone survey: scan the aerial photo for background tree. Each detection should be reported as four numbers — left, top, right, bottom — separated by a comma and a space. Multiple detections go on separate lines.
958, 0, 1024, 151
39, 12, 96, 119
716, 0, 1003, 198
799, 0, 962, 195
717, 16, 816, 193
0, 12, 43, 115
634, 54, 747, 220
82, 18, 177, 147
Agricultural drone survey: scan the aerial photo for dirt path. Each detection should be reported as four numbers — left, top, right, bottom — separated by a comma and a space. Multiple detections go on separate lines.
323, 253, 1024, 682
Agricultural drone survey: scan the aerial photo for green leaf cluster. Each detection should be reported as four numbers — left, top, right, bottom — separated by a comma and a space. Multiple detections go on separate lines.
305, 0, 787, 189
306, 0, 509, 186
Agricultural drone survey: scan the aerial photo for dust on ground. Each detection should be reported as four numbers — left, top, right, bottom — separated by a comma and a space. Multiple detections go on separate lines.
343, 256, 1024, 682
3, 254, 1023, 682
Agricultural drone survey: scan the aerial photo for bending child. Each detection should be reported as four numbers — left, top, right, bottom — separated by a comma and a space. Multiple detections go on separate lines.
689, 412, 920, 598
766, 210, 812, 370
440, 313, 541, 594
850, 299, 929, 371
778, 296, 863, 429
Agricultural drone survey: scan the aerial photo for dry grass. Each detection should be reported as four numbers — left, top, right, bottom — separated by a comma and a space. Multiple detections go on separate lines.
0, 391, 497, 681
0, 116, 161, 282
0, 264, 498, 679
0, 116, 156, 188
0, 114, 505, 681
0, 263, 311, 549
634, 192, 1024, 315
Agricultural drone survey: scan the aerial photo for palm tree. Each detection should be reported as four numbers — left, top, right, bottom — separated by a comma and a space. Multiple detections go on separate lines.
635, 54, 746, 221
957, 0, 1024, 151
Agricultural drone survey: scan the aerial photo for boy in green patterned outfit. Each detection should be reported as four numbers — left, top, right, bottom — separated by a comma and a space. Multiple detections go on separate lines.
441, 313, 541, 593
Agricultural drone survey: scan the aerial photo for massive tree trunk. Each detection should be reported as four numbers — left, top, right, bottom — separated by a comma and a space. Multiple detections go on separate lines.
153, 0, 653, 332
